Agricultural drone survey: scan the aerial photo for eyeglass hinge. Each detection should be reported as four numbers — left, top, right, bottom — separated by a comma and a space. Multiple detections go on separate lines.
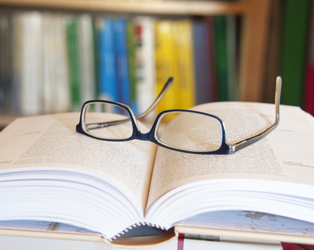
229, 145, 236, 154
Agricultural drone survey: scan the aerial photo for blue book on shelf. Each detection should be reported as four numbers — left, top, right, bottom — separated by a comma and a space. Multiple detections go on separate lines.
98, 18, 118, 103
113, 19, 131, 107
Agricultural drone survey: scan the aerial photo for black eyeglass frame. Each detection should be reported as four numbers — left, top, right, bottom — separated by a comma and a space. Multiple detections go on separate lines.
76, 77, 282, 155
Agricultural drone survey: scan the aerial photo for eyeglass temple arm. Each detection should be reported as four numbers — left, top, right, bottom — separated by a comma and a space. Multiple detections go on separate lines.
135, 76, 174, 120
85, 77, 174, 129
229, 76, 282, 154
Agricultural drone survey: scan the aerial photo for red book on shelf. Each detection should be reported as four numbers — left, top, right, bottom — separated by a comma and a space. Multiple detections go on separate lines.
304, 65, 314, 116
304, 1, 314, 116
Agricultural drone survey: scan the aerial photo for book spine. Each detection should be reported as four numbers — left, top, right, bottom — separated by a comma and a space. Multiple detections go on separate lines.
226, 15, 237, 101
155, 20, 178, 114
78, 14, 96, 104
134, 16, 156, 120
193, 18, 211, 105
11, 13, 22, 114
0, 15, 10, 113
109, 222, 167, 241
0, 14, 13, 112
127, 19, 138, 114
65, 16, 82, 112
261, 0, 282, 104
98, 18, 118, 102
54, 14, 70, 113
41, 13, 55, 114
20, 12, 42, 115
175, 19, 196, 109
205, 16, 218, 103
213, 16, 229, 102
113, 19, 130, 106
304, 1, 314, 116
280, 0, 311, 106
92, 18, 99, 98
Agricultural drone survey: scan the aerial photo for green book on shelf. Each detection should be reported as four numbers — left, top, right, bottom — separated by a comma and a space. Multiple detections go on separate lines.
92, 18, 99, 97
65, 16, 81, 112
280, 0, 310, 106
127, 20, 138, 114
213, 16, 229, 102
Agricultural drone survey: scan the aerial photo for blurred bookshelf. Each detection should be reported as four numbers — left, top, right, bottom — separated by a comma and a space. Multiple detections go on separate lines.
0, 0, 272, 128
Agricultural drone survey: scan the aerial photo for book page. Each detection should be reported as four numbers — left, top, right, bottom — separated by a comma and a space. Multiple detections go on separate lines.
147, 102, 314, 208
0, 113, 156, 216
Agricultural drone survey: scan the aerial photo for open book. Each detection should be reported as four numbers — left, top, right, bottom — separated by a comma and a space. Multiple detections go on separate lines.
1, 101, 314, 244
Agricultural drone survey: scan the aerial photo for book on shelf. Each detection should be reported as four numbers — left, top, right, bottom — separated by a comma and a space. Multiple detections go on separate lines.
98, 18, 118, 103
0, 13, 12, 113
78, 14, 96, 105
304, 1, 314, 117
155, 20, 178, 113
0, 11, 242, 121
1, 99, 314, 246
226, 15, 238, 101
19, 12, 42, 115
134, 16, 156, 121
113, 19, 131, 107
54, 14, 70, 114
65, 16, 82, 112
280, 0, 311, 107
174, 19, 196, 110
262, 0, 282, 104
126, 19, 138, 114
213, 16, 229, 102
193, 17, 212, 105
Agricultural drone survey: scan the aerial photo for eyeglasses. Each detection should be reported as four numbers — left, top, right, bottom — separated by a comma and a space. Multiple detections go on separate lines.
76, 77, 282, 155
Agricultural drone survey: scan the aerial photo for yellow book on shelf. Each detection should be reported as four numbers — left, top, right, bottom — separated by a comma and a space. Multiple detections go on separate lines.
155, 20, 179, 114
173, 20, 196, 109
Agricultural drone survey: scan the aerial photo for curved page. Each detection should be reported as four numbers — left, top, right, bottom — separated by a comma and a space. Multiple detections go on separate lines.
0, 113, 156, 239
146, 102, 314, 225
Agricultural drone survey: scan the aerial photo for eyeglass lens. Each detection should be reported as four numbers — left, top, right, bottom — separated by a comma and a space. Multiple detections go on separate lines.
156, 111, 223, 152
84, 103, 133, 140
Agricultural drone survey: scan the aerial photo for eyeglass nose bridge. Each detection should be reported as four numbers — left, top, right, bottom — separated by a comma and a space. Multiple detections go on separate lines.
135, 130, 153, 141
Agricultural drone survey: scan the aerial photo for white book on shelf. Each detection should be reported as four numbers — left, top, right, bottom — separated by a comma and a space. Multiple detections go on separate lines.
78, 14, 96, 104
134, 16, 156, 120
41, 13, 56, 114
20, 12, 42, 115
54, 14, 70, 113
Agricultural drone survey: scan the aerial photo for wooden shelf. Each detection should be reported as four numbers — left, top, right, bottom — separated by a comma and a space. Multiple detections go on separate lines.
0, 0, 249, 16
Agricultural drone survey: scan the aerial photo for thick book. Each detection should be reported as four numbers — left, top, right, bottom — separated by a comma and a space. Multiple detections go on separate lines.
1, 102, 314, 245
